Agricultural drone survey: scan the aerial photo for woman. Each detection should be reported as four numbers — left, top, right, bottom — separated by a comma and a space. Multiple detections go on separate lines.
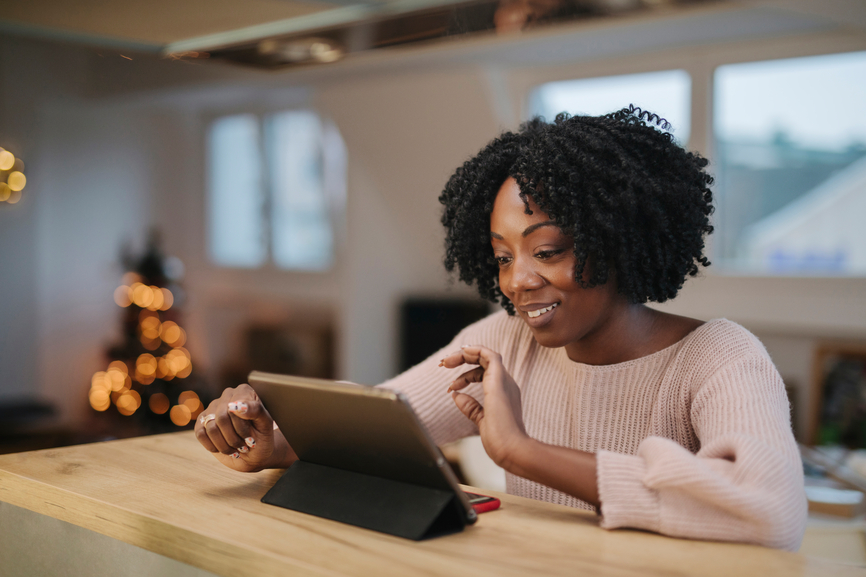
195, 106, 806, 550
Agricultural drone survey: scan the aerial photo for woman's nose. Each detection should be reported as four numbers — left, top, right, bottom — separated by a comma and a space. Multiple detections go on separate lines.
506, 256, 544, 293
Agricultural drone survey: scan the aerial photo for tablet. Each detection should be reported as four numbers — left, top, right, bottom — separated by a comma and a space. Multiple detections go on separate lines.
248, 370, 477, 538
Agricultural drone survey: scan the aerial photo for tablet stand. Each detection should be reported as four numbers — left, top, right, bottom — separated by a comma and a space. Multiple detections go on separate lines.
262, 460, 469, 540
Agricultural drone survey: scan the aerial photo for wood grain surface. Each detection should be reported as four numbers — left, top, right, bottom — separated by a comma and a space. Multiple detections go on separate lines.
0, 432, 862, 577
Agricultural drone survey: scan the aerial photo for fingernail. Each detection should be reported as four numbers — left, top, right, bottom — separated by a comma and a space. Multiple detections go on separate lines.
228, 401, 248, 414
232, 452, 240, 459
238, 446, 249, 454
245, 437, 256, 448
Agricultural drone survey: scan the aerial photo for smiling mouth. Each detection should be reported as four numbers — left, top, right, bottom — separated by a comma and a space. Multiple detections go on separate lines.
526, 303, 558, 318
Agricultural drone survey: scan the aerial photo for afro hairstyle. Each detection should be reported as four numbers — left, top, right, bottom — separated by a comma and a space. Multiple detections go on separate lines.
438, 105, 714, 314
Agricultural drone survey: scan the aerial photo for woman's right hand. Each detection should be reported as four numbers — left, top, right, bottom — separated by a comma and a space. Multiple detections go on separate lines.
195, 384, 297, 472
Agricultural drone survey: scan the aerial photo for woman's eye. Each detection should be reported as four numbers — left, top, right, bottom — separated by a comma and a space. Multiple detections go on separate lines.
535, 249, 564, 260
494, 256, 512, 266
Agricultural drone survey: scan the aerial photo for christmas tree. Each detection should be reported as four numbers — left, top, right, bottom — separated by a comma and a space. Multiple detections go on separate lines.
89, 232, 210, 432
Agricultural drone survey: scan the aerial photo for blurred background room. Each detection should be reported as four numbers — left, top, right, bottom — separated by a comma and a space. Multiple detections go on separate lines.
0, 0, 865, 564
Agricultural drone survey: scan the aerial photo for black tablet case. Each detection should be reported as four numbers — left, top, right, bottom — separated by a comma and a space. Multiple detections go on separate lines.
262, 460, 469, 540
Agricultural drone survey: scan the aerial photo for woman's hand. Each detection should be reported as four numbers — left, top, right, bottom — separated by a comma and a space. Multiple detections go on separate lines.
195, 384, 297, 472
442, 345, 600, 507
441, 345, 530, 470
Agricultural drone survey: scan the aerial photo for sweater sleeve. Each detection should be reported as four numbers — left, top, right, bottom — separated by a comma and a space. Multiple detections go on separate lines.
377, 311, 512, 446
596, 353, 807, 551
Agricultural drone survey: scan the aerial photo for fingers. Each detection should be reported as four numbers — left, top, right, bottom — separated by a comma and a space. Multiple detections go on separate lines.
195, 417, 219, 453
451, 391, 484, 425
447, 366, 484, 392
195, 384, 272, 456
439, 345, 501, 371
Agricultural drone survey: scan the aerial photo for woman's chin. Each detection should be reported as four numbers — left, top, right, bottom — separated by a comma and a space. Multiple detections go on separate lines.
524, 325, 568, 349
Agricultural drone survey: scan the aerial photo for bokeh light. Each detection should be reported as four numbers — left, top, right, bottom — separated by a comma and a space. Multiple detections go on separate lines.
179, 390, 199, 408
114, 285, 133, 307
131, 282, 154, 308
121, 272, 142, 286
7, 190, 21, 204
159, 288, 174, 310
136, 353, 157, 375
179, 390, 203, 419
140, 316, 161, 339
147, 286, 164, 311
159, 321, 186, 347
149, 392, 170, 414
135, 353, 157, 384
0, 183, 10, 202
106, 367, 128, 392
117, 390, 142, 416
139, 309, 158, 322
0, 149, 13, 171
7, 171, 25, 192
165, 347, 192, 378
91, 371, 111, 392
108, 360, 129, 374
170, 404, 192, 426
89, 388, 111, 411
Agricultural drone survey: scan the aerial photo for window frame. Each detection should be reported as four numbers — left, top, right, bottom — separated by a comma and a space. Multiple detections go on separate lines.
204, 106, 346, 276
510, 31, 866, 279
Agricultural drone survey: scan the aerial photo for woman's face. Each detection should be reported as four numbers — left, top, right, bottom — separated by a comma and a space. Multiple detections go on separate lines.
490, 177, 621, 352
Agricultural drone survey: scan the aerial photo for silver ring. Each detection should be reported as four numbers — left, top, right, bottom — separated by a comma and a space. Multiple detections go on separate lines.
200, 413, 216, 426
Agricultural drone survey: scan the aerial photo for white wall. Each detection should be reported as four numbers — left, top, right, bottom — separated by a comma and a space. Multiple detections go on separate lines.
0, 38, 89, 410
2, 0, 866, 430
34, 101, 155, 425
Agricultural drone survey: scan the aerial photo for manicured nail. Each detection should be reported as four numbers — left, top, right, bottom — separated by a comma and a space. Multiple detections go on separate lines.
245, 437, 256, 448
232, 452, 240, 459
238, 445, 249, 454
228, 401, 248, 414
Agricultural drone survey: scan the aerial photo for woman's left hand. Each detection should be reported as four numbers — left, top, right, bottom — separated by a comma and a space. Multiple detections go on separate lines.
441, 344, 529, 469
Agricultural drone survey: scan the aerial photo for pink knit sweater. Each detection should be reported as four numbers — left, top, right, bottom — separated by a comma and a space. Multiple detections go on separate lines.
381, 311, 807, 551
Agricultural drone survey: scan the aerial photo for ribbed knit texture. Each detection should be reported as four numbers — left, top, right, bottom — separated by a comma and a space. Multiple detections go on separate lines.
380, 311, 807, 551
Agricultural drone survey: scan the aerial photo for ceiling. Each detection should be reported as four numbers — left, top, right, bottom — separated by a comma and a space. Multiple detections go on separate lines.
0, 0, 475, 53
1, 0, 864, 71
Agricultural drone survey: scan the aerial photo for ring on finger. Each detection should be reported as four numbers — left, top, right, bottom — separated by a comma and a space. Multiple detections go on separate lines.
200, 413, 216, 426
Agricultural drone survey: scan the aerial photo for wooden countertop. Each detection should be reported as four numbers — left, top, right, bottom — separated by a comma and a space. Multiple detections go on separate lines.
0, 432, 862, 577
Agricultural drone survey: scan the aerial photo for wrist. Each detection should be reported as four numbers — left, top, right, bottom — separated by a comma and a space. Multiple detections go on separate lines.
498, 434, 536, 475
269, 431, 298, 469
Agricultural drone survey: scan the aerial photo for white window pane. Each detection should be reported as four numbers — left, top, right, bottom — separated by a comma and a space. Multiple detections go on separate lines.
714, 51, 866, 275
530, 70, 691, 145
208, 114, 266, 268
267, 111, 333, 271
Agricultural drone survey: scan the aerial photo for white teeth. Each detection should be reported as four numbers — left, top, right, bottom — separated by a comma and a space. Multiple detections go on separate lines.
526, 303, 558, 318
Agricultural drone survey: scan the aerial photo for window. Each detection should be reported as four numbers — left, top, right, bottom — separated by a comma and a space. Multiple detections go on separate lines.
530, 69, 692, 145
207, 110, 346, 270
714, 51, 866, 275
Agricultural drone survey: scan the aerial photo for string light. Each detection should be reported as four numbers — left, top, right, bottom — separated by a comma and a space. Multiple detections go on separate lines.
7, 172, 25, 191
170, 404, 192, 426
94, 258, 197, 426
149, 393, 170, 414
0, 148, 26, 205
0, 149, 13, 170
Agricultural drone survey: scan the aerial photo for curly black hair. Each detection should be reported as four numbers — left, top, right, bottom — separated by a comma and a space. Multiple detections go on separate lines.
439, 105, 714, 314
